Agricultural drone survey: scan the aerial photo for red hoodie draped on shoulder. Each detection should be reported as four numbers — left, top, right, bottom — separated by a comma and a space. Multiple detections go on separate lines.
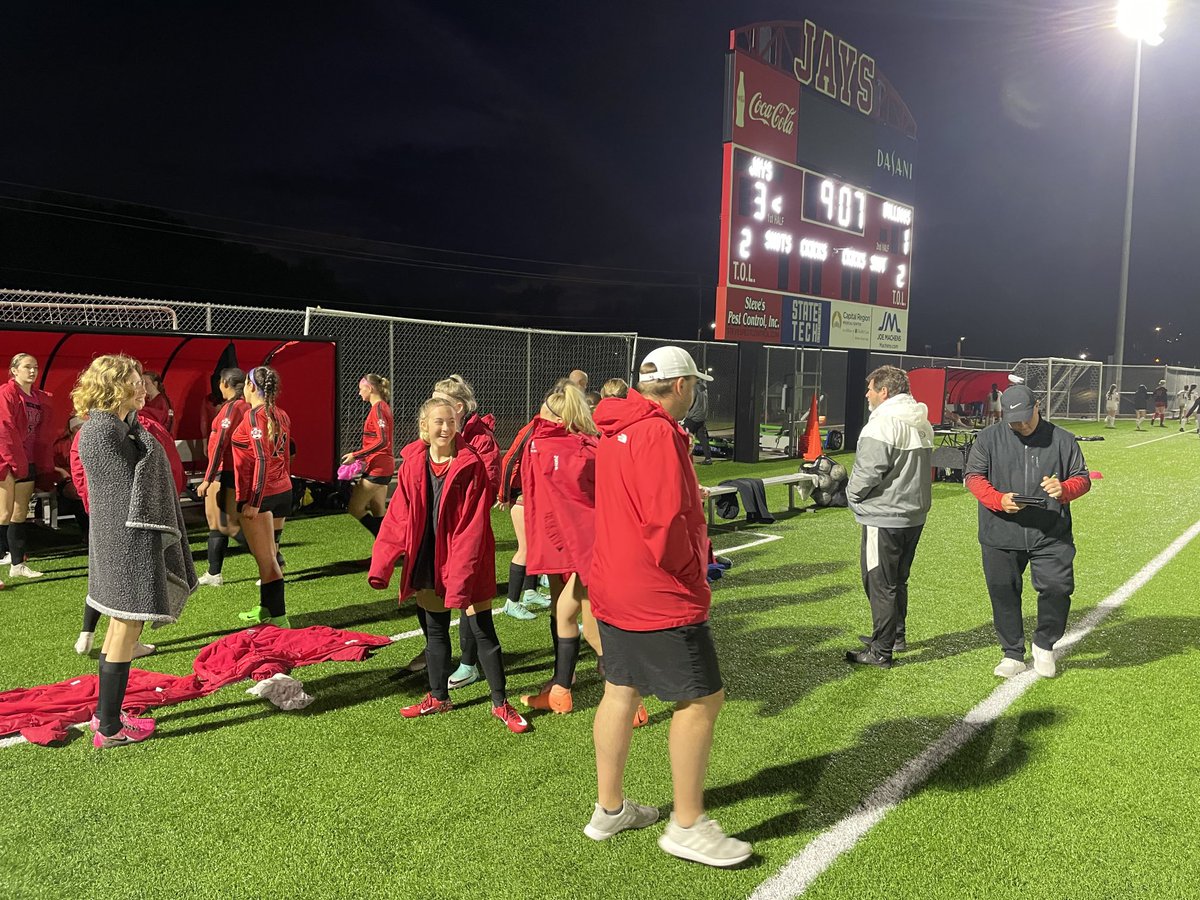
590, 391, 711, 631
522, 417, 597, 583
0, 380, 55, 486
368, 435, 496, 609
462, 412, 500, 496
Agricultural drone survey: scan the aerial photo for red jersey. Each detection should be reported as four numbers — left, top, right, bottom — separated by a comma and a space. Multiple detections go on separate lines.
351, 400, 394, 477
203, 398, 249, 482
522, 417, 598, 582
368, 436, 496, 610
231, 404, 292, 506
0, 380, 54, 483
590, 392, 710, 631
462, 412, 500, 496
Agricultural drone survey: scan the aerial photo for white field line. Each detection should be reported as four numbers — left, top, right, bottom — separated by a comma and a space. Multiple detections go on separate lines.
749, 516, 1200, 900
720, 532, 784, 555
1127, 430, 1188, 448
1, 623, 445, 751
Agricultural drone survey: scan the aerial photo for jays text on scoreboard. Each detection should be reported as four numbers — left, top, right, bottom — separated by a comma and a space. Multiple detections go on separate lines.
715, 21, 918, 351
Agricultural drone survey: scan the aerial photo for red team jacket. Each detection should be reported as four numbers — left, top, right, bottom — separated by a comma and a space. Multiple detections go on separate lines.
368, 435, 496, 610
590, 391, 711, 631
462, 412, 500, 495
69, 411, 185, 512
142, 392, 174, 435
231, 404, 292, 506
350, 400, 394, 478
0, 380, 55, 485
202, 397, 249, 482
497, 417, 538, 504
522, 417, 598, 583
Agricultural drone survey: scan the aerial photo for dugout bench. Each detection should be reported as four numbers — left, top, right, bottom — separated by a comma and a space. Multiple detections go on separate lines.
702, 473, 818, 526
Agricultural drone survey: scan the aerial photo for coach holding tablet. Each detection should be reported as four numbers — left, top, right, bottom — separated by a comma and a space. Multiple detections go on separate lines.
964, 384, 1091, 679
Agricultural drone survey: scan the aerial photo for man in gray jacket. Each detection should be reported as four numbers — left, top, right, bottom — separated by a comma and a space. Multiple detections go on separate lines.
844, 366, 934, 668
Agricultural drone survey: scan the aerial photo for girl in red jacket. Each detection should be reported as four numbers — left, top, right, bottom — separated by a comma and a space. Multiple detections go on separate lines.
141, 371, 175, 436
197, 368, 249, 587
517, 382, 647, 725
231, 366, 293, 627
0, 352, 55, 579
368, 397, 528, 734
342, 373, 393, 537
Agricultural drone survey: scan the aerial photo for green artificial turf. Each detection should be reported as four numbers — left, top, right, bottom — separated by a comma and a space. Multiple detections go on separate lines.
1, 420, 1198, 899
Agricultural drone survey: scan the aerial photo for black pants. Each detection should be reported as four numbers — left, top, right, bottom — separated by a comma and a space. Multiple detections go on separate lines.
981, 541, 1075, 660
860, 524, 923, 659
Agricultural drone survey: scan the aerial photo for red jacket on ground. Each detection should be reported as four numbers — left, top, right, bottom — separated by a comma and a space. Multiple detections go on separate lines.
462, 412, 500, 496
590, 391, 711, 631
0, 379, 55, 486
350, 400, 395, 478
202, 397, 249, 483
497, 416, 537, 504
69, 412, 184, 512
522, 417, 598, 583
0, 625, 392, 746
231, 404, 292, 506
368, 435, 496, 609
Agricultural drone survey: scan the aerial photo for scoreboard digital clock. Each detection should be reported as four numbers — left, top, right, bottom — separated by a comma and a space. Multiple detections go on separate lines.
716, 21, 918, 351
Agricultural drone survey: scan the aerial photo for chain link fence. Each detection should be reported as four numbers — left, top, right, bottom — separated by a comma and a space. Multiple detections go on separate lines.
1097, 364, 1200, 420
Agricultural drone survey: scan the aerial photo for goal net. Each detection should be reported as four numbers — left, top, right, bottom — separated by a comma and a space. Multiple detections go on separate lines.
1012, 357, 1102, 420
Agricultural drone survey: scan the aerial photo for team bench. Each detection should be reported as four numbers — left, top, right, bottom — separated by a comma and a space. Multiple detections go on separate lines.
702, 473, 819, 526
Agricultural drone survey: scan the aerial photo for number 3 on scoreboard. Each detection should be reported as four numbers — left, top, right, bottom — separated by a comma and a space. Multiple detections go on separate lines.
738, 227, 752, 260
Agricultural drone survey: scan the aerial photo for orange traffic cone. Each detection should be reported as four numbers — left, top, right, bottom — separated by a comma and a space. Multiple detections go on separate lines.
801, 393, 823, 460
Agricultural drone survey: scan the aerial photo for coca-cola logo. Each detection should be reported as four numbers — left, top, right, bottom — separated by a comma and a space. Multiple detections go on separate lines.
749, 91, 796, 135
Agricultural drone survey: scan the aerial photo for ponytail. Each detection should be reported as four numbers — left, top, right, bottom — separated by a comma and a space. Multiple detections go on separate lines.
250, 365, 281, 443
362, 373, 391, 402
544, 381, 599, 436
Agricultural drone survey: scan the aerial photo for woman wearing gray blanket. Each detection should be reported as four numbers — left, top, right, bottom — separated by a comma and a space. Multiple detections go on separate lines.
73, 355, 197, 748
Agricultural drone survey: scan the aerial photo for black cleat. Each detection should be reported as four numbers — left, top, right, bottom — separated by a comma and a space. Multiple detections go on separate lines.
845, 648, 892, 669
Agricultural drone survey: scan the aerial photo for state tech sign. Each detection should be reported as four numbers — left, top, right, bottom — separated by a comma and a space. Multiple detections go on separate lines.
715, 20, 917, 352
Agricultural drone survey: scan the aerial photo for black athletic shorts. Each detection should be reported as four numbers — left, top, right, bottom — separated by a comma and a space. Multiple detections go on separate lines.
363, 474, 391, 486
16, 463, 36, 485
219, 471, 236, 490
597, 620, 723, 702
237, 489, 293, 518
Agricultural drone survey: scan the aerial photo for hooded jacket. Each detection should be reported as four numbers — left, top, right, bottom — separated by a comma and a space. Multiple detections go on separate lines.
522, 417, 598, 582
368, 435, 496, 610
462, 412, 500, 496
590, 391, 710, 631
497, 416, 537, 504
846, 392, 935, 528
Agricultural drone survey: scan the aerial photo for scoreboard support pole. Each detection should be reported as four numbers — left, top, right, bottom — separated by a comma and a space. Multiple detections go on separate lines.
843, 349, 871, 450
733, 342, 766, 463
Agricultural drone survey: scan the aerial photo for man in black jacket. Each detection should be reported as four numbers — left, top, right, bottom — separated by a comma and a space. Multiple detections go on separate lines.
964, 385, 1091, 679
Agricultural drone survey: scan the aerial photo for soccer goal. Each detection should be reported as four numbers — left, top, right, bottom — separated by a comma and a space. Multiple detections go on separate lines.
1012, 357, 1102, 420
0, 288, 178, 330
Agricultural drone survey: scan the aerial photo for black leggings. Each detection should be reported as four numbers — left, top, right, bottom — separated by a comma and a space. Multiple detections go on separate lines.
426, 608, 507, 705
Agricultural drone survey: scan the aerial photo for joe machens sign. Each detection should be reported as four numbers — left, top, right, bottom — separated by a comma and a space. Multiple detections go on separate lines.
715, 20, 917, 351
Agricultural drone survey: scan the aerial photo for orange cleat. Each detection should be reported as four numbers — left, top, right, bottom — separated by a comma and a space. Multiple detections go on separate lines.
521, 684, 574, 714
632, 703, 649, 728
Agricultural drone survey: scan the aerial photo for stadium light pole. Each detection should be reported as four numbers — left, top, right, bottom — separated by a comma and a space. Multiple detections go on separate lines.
1113, 0, 1167, 381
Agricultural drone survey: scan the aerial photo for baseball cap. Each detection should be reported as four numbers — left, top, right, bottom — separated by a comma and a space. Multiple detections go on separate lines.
1001, 384, 1037, 423
639, 346, 713, 382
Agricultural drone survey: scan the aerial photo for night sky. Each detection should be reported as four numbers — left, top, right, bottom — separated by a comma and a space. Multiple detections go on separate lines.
2, 1, 1197, 364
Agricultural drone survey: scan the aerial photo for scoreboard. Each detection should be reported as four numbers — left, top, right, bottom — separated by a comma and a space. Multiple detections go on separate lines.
716, 21, 918, 351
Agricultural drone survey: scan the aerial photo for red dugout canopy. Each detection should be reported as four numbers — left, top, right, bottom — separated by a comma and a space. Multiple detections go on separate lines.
1, 326, 337, 482
908, 367, 1010, 426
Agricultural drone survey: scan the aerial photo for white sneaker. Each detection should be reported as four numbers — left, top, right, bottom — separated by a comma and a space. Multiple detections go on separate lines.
584, 799, 660, 841
10, 563, 43, 578
993, 657, 1028, 678
1031, 644, 1056, 678
197, 571, 224, 587
0, 553, 10, 565
74, 631, 94, 655
657, 813, 752, 867
131, 642, 156, 660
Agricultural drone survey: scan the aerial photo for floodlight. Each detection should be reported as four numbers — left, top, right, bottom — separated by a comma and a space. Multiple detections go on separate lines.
1116, 0, 1167, 46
